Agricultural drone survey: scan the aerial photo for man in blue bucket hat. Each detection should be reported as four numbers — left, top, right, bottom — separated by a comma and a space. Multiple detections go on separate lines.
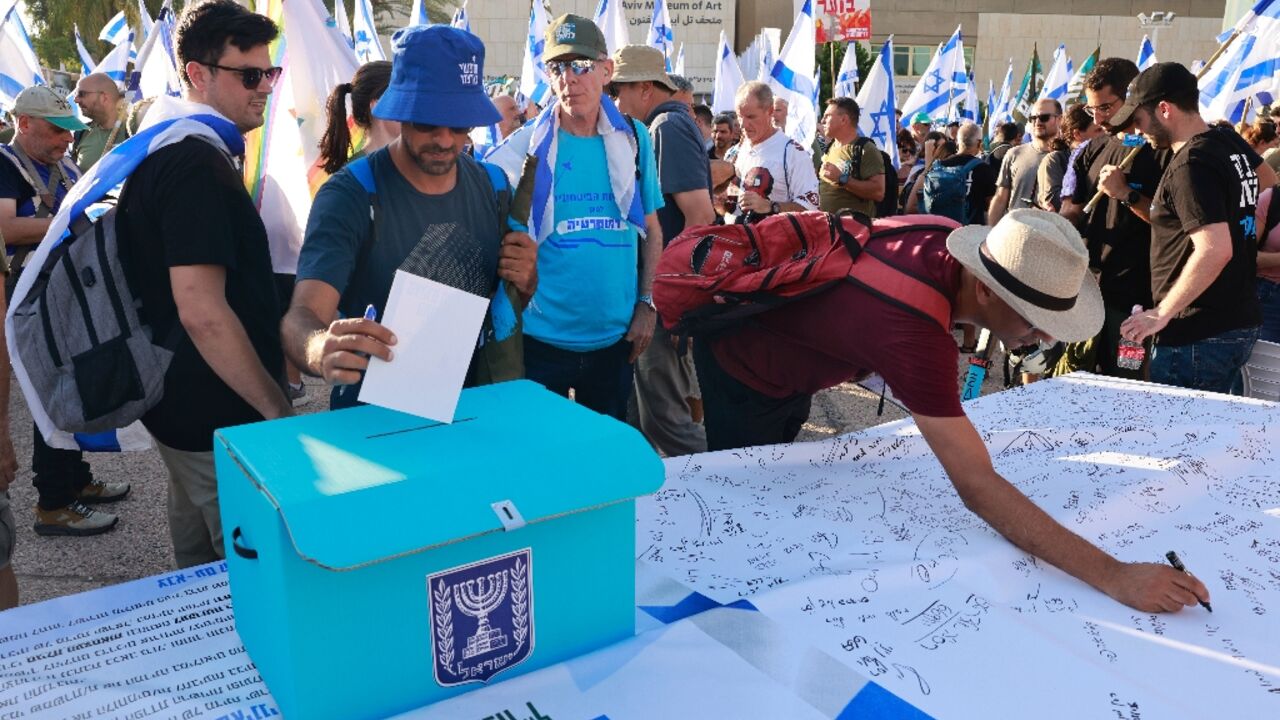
285, 25, 539, 406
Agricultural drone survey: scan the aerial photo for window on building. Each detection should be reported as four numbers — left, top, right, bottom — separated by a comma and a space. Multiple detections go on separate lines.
890, 44, 977, 78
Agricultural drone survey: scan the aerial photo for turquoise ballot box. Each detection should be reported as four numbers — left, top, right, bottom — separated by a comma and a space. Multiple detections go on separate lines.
213, 380, 664, 719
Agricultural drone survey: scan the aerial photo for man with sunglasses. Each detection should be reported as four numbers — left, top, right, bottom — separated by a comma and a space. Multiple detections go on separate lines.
988, 98, 1061, 226
488, 15, 664, 422
71, 73, 127, 171
114, 0, 293, 567
1053, 58, 1168, 380
285, 25, 538, 407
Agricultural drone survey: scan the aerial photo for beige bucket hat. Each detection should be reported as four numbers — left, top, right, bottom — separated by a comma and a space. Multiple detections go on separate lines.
946, 209, 1104, 343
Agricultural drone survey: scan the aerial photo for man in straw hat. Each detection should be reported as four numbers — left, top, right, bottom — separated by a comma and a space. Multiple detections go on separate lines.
608, 44, 713, 456
693, 209, 1211, 612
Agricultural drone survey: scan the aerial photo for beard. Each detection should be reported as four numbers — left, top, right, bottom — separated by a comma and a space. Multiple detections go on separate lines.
1142, 113, 1175, 149
408, 143, 460, 176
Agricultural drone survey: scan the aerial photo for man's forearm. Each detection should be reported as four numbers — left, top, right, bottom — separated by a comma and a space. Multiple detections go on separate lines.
281, 306, 331, 378
640, 216, 662, 295
1124, 192, 1153, 223
184, 302, 291, 420
0, 216, 52, 246
988, 189, 1010, 225
845, 175, 885, 201
1258, 250, 1280, 270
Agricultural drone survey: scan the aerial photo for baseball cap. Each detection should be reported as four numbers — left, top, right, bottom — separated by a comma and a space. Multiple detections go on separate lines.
610, 45, 676, 93
545, 14, 607, 60
1106, 62, 1198, 130
372, 25, 500, 129
911, 112, 931, 125
13, 86, 88, 132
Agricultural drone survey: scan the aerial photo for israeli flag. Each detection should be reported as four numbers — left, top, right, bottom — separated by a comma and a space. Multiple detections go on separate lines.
988, 58, 1013, 139
519, 0, 552, 108
1037, 44, 1071, 104
408, 0, 431, 27
137, 0, 154, 40
768, 0, 818, 147
951, 71, 978, 122
711, 29, 745, 113
75, 24, 96, 75
1136, 35, 1157, 71
97, 29, 135, 86
99, 10, 130, 45
354, 0, 386, 62
898, 25, 966, 128
451, 2, 470, 32
593, 0, 630, 55
647, 0, 675, 70
855, 36, 900, 170
0, 2, 43, 108
672, 42, 685, 76
984, 79, 994, 136
1200, 0, 1280, 121
333, 0, 353, 47
131, 0, 181, 101
834, 42, 859, 99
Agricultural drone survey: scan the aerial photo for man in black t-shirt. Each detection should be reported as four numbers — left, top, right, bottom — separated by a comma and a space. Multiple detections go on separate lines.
1112, 63, 1279, 393
116, 0, 293, 568
1057, 58, 1166, 380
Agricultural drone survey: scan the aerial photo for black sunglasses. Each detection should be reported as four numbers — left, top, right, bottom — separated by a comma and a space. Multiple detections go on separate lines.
409, 122, 472, 134
1028, 113, 1060, 124
204, 62, 283, 90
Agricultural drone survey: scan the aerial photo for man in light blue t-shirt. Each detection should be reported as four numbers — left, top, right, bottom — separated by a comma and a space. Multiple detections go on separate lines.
491, 14, 663, 421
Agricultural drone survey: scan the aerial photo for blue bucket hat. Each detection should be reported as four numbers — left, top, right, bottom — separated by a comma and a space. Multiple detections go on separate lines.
373, 25, 500, 128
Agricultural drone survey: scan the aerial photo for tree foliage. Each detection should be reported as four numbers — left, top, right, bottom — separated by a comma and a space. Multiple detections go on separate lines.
817, 40, 875, 107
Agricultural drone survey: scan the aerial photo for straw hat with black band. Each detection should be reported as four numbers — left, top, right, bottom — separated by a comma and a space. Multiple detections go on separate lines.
947, 209, 1104, 343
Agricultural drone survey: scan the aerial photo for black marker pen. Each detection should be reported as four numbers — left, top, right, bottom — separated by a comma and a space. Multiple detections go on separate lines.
1166, 551, 1212, 612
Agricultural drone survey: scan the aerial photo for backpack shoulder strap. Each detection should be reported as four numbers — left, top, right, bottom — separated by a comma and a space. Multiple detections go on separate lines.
960, 155, 984, 174
346, 156, 380, 279
477, 158, 513, 226
347, 155, 376, 195
843, 221, 954, 331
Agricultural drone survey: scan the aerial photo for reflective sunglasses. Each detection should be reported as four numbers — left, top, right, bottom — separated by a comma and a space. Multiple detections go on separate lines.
409, 122, 472, 134
546, 58, 599, 78
204, 62, 283, 90
1027, 113, 1059, 124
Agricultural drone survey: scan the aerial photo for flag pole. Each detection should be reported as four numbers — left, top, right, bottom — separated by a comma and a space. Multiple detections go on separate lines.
1083, 31, 1245, 214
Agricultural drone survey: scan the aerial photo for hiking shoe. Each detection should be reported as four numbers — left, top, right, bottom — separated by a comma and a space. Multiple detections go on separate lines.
288, 381, 308, 407
34, 501, 119, 537
77, 478, 131, 504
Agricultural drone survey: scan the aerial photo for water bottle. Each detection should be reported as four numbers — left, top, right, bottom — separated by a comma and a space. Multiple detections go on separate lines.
1116, 305, 1146, 370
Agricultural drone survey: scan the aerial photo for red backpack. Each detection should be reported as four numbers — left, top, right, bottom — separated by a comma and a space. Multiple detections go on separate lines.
654, 212, 957, 337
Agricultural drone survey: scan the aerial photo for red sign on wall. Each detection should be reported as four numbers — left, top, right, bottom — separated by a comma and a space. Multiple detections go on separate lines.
815, 0, 871, 42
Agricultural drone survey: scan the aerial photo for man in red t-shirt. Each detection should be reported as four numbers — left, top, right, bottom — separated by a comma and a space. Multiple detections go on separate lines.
694, 209, 1211, 614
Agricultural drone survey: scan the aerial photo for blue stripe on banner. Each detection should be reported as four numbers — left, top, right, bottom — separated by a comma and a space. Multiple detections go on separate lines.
638, 591, 758, 624
73, 431, 122, 452
837, 681, 936, 720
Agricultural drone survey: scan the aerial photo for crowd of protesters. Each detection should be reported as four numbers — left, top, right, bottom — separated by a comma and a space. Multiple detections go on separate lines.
0, 0, 1265, 618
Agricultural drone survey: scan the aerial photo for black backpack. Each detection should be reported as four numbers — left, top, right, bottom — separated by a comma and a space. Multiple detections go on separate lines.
848, 137, 898, 217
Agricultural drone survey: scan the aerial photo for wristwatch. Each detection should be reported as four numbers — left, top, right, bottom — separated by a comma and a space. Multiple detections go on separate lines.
770, 201, 780, 215
638, 294, 657, 311
1124, 189, 1140, 206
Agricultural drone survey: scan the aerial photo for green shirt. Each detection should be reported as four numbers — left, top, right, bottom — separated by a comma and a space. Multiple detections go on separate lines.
73, 120, 127, 171
818, 137, 884, 218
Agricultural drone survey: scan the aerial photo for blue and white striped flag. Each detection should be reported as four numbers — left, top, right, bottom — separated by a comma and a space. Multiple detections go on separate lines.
833, 41, 859, 99
0, 2, 44, 109
408, 0, 431, 27
984, 79, 994, 137
74, 24, 96, 75
594, 0, 630, 55
1037, 44, 1071, 104
519, 0, 552, 108
988, 58, 1013, 140
97, 29, 135, 86
855, 35, 899, 170
647, 0, 675, 70
131, 0, 180, 101
898, 25, 966, 128
450, 2, 470, 32
99, 10, 130, 45
768, 0, 818, 147
712, 29, 745, 113
951, 71, 978, 122
1136, 35, 1157, 71
1200, 0, 1280, 123
672, 42, 685, 76
333, 0, 353, 47
137, 0, 154, 40
353, 0, 386, 62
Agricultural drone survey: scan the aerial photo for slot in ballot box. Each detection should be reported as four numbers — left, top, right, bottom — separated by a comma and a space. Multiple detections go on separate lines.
214, 380, 664, 719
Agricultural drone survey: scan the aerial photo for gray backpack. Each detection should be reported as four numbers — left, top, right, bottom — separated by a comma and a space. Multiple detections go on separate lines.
10, 205, 175, 434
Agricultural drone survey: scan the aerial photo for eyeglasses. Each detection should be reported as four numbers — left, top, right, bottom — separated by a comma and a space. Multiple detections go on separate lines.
409, 122, 471, 134
546, 58, 599, 78
74, 90, 104, 100
203, 62, 283, 90
1028, 113, 1060, 124
1083, 100, 1118, 118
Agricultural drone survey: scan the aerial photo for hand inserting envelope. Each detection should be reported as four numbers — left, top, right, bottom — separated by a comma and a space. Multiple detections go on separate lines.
358, 270, 490, 423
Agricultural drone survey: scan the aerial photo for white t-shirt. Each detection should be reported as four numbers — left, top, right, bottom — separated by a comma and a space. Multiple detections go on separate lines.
726, 129, 820, 222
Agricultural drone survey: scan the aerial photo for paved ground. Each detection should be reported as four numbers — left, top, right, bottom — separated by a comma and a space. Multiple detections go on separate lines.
6, 349, 1007, 607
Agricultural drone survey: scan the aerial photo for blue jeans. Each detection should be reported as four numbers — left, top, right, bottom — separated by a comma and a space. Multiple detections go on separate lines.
524, 337, 634, 421
1150, 326, 1260, 394
1257, 278, 1280, 344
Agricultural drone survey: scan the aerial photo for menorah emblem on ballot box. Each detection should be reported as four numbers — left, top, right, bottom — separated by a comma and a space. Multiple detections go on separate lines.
428, 548, 535, 686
